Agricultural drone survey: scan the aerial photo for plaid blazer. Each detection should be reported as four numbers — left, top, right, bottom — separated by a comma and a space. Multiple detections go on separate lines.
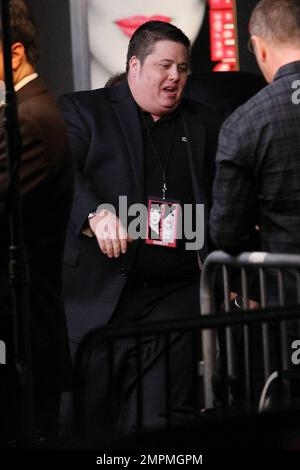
209, 61, 300, 256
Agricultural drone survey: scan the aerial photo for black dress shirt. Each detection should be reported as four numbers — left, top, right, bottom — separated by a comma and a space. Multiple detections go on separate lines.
130, 108, 199, 282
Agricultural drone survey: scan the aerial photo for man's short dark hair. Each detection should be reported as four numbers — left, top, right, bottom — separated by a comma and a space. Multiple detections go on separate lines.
0, 0, 39, 66
249, 0, 300, 45
126, 21, 190, 72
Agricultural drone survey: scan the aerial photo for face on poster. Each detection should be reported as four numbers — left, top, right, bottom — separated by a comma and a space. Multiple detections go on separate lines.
87, 0, 207, 88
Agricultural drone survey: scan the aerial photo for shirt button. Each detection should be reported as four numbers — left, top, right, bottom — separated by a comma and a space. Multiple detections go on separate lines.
121, 268, 129, 277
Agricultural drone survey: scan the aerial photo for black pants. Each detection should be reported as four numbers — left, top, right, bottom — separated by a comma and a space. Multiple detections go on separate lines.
81, 278, 201, 444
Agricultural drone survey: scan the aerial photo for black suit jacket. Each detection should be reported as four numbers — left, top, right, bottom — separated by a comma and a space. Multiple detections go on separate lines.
0, 77, 73, 390
60, 81, 222, 344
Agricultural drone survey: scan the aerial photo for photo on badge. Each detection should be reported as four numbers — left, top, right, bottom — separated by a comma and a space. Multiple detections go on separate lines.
146, 199, 179, 248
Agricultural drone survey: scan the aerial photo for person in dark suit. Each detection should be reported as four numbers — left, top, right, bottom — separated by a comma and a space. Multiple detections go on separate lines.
60, 20, 222, 439
0, 0, 73, 444
209, 0, 300, 402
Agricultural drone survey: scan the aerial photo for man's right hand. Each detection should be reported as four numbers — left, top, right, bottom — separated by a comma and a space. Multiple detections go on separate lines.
88, 209, 132, 258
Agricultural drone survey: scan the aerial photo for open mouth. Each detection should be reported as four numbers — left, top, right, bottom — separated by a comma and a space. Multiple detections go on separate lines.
115, 15, 172, 38
163, 86, 177, 97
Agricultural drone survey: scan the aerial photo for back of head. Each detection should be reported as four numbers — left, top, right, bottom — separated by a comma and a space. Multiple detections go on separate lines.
0, 0, 38, 66
249, 0, 300, 46
126, 20, 190, 72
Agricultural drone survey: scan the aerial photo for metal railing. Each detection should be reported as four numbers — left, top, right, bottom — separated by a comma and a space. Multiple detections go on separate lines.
201, 251, 300, 410
71, 251, 300, 446
72, 318, 203, 446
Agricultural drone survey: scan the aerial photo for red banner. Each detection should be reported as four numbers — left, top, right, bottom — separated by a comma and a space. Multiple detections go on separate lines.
209, 0, 234, 9
208, 0, 237, 71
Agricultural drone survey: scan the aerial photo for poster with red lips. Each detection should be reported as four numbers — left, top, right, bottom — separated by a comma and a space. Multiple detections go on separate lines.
70, 0, 239, 91
115, 16, 172, 38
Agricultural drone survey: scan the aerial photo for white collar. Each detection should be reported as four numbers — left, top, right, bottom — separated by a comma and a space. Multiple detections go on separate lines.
14, 73, 38, 92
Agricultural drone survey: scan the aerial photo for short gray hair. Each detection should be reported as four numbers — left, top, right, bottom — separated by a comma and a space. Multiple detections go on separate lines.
249, 0, 300, 44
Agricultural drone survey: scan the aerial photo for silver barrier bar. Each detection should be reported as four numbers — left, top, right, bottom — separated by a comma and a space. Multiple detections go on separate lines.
223, 265, 235, 407
259, 267, 271, 380
241, 267, 252, 410
200, 251, 300, 410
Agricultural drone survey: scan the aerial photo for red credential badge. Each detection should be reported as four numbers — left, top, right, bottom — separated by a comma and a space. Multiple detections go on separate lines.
146, 198, 180, 248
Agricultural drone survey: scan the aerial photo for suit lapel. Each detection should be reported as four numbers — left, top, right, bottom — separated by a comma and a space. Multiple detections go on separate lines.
181, 101, 206, 205
181, 101, 209, 261
110, 82, 144, 202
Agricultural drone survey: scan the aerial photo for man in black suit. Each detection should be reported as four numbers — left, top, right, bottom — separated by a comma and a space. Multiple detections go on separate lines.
60, 21, 221, 438
0, 0, 73, 444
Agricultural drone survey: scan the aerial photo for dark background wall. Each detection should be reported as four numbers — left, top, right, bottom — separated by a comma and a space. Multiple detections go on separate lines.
25, 0, 260, 98
26, 0, 74, 98
236, 0, 260, 73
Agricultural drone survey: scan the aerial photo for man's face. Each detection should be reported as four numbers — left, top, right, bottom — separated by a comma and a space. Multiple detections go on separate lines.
128, 40, 189, 119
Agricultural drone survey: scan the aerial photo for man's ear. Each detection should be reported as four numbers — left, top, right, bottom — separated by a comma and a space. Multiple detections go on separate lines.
11, 42, 26, 71
128, 55, 140, 76
251, 35, 267, 63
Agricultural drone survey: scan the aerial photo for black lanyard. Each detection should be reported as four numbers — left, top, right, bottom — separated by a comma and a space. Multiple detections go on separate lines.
142, 113, 177, 200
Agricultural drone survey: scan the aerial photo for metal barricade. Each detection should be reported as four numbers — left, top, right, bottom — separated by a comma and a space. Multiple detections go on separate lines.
71, 251, 300, 447
201, 251, 300, 412
72, 318, 205, 446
